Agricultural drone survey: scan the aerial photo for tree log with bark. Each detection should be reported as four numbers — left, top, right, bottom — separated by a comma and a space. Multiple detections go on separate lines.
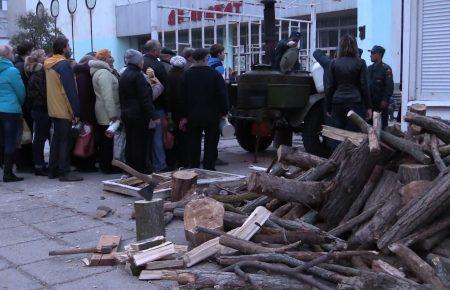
405, 112, 450, 143
277, 145, 327, 169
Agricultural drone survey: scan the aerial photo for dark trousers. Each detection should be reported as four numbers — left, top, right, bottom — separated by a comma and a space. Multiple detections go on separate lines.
331, 102, 366, 132
97, 125, 114, 173
0, 113, 21, 154
124, 120, 150, 174
372, 102, 389, 129
188, 122, 220, 170
49, 118, 71, 175
15, 108, 34, 169
31, 110, 51, 168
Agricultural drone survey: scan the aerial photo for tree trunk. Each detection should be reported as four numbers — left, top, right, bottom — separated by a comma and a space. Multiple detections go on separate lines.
320, 140, 381, 226
248, 172, 328, 207
398, 163, 439, 184
171, 170, 198, 202
135, 199, 165, 241
277, 145, 327, 169
184, 197, 225, 247
380, 131, 432, 164
405, 112, 450, 143
389, 243, 447, 290
378, 170, 450, 250
341, 165, 384, 223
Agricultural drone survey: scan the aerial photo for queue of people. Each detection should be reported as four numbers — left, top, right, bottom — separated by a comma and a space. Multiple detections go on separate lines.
0, 37, 229, 183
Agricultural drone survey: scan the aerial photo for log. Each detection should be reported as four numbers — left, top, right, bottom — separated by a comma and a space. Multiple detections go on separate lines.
433, 238, 450, 259
139, 269, 313, 289
183, 206, 271, 267
297, 161, 338, 182
346, 110, 380, 155
398, 163, 438, 184
218, 234, 300, 255
421, 231, 449, 252
133, 241, 176, 266
431, 135, 447, 172
273, 202, 294, 217
329, 203, 383, 237
248, 172, 328, 207
135, 199, 165, 241
164, 193, 202, 212
371, 259, 406, 279
340, 165, 384, 223
239, 196, 272, 214
184, 197, 225, 247
399, 180, 432, 205
378, 170, 450, 250
439, 145, 450, 157
145, 259, 185, 270
282, 203, 309, 220
130, 236, 165, 251
373, 111, 382, 139
277, 145, 327, 169
164, 212, 173, 225
299, 210, 319, 224
399, 215, 450, 247
171, 170, 198, 202
347, 110, 431, 164
405, 112, 450, 143
320, 140, 381, 226
389, 243, 447, 290
210, 192, 259, 203
427, 254, 450, 288
329, 138, 356, 163
410, 103, 427, 115
321, 125, 366, 146
251, 229, 334, 245
287, 250, 379, 261
363, 170, 399, 211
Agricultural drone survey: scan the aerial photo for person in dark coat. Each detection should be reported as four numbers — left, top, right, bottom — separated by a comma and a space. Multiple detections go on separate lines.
273, 31, 301, 71
142, 40, 168, 172
25, 49, 51, 176
180, 48, 229, 170
326, 35, 372, 133
119, 49, 156, 174
167, 56, 188, 168
14, 41, 34, 172
72, 53, 98, 171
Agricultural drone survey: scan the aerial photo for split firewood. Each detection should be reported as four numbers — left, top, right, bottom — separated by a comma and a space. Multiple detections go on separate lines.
372, 111, 382, 139
129, 236, 165, 251
248, 172, 329, 207
171, 170, 198, 202
184, 197, 225, 247
132, 242, 176, 266
378, 170, 450, 250
139, 269, 313, 289
398, 163, 439, 184
431, 135, 447, 172
321, 125, 365, 146
405, 112, 450, 143
277, 145, 327, 169
145, 259, 185, 270
347, 110, 381, 155
389, 243, 447, 290
340, 165, 384, 223
320, 140, 381, 226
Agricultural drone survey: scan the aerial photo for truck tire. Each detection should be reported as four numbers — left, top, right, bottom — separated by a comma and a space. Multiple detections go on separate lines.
235, 120, 273, 153
302, 102, 331, 158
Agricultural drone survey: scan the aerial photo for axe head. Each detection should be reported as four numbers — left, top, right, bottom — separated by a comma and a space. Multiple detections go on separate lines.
137, 181, 157, 201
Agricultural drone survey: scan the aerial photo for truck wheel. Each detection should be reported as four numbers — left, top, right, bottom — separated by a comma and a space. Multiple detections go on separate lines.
235, 120, 273, 153
302, 102, 331, 158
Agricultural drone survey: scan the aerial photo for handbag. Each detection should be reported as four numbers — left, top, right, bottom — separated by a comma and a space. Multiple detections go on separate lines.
162, 117, 174, 150
73, 123, 95, 158
21, 119, 32, 145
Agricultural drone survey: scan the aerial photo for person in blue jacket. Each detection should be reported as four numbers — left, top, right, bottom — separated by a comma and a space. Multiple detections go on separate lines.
208, 44, 225, 78
0, 45, 26, 182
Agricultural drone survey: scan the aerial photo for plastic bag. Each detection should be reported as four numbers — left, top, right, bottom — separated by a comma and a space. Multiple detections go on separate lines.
73, 124, 95, 158
113, 126, 126, 162
21, 119, 32, 145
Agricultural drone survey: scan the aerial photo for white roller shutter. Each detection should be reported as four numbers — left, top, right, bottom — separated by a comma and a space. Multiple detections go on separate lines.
418, 0, 450, 100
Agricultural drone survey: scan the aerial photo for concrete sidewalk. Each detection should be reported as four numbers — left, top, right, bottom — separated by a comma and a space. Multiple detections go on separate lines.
0, 137, 300, 289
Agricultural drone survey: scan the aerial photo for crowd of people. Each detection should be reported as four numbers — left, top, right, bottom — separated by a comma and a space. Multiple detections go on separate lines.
0, 37, 229, 182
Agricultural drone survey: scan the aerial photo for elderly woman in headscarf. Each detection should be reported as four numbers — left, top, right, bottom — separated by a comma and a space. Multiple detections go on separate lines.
25, 49, 50, 176
119, 49, 156, 173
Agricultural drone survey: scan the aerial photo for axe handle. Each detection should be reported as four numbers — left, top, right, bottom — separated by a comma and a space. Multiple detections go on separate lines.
49, 247, 98, 256
112, 160, 155, 185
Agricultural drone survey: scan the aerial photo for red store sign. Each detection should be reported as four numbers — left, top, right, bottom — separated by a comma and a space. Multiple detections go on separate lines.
168, 2, 243, 26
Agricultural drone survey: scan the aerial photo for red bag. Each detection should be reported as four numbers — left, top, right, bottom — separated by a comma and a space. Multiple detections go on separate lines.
73, 124, 95, 158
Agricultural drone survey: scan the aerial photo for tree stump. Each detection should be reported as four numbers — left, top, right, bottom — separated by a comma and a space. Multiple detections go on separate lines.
408, 103, 427, 135
398, 163, 438, 184
184, 197, 225, 247
135, 199, 165, 241
171, 170, 198, 202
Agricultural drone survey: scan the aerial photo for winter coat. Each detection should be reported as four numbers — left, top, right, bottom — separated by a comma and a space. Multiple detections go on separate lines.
326, 56, 372, 114
89, 60, 120, 126
0, 57, 26, 114
208, 57, 225, 78
44, 55, 80, 120
73, 63, 96, 124
26, 63, 47, 112
119, 64, 155, 124
181, 65, 228, 124
167, 66, 185, 121
143, 54, 168, 111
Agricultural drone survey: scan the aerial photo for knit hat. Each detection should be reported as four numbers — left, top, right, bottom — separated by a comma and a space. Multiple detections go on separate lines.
170, 56, 187, 68
95, 49, 111, 61
124, 49, 143, 66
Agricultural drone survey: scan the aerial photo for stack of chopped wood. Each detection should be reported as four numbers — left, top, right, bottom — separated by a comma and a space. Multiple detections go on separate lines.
117, 105, 450, 289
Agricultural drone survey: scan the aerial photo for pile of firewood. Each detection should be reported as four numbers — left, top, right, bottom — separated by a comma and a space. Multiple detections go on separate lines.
116, 105, 450, 289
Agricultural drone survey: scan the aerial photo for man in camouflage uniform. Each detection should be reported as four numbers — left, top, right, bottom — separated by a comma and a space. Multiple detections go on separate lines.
368, 45, 394, 129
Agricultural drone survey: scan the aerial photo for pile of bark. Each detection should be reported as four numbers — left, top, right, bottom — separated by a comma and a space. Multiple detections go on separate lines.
117, 105, 450, 289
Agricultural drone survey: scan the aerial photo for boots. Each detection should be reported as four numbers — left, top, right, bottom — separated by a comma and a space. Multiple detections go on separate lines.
3, 153, 24, 182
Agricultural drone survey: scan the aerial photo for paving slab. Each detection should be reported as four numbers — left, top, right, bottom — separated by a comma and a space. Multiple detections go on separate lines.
54, 268, 174, 290
32, 215, 106, 236
0, 197, 53, 214
0, 213, 25, 230
0, 268, 44, 289
19, 257, 109, 286
0, 238, 67, 266
0, 257, 11, 271
58, 224, 135, 246
11, 205, 79, 225
0, 225, 46, 247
